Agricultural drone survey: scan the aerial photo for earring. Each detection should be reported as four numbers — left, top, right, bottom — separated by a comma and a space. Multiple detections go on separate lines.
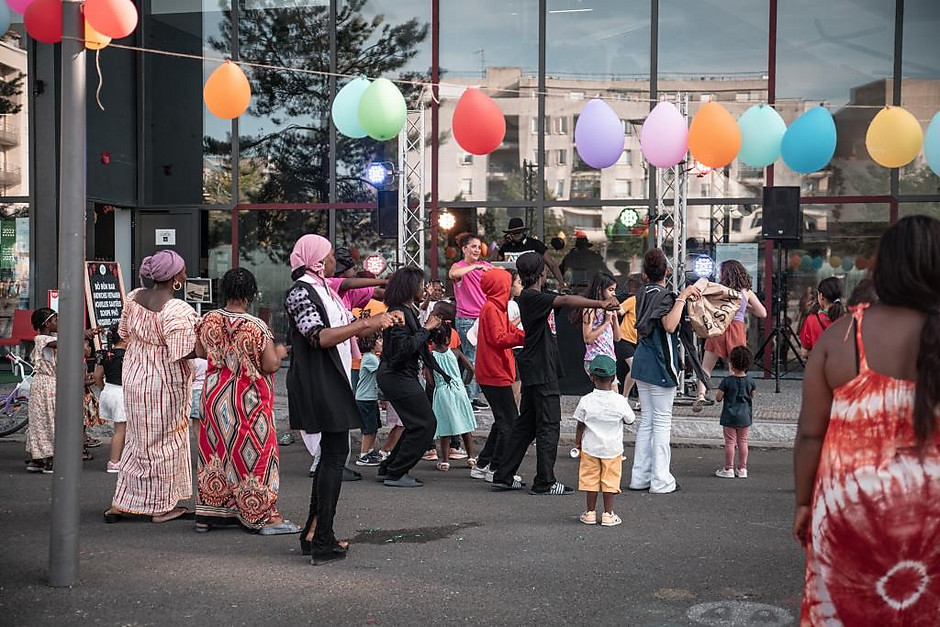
173, 280, 182, 291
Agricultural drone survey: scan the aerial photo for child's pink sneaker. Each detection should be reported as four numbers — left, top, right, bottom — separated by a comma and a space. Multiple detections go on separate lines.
106, 461, 120, 474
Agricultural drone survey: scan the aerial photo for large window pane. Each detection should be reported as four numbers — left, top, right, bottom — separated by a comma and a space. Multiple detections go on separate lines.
659, 0, 768, 195
0, 30, 28, 199
439, 1, 539, 202
777, 1, 895, 196
0, 202, 28, 338
147, 1, 232, 206
900, 0, 940, 198
546, 0, 651, 201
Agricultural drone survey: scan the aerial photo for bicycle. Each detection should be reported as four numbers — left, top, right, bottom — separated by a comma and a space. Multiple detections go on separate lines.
0, 351, 32, 437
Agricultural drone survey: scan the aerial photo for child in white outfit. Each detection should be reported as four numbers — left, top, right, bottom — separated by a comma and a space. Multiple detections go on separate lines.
574, 355, 635, 527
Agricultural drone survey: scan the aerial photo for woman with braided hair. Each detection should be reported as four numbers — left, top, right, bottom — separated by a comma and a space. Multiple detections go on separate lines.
795, 215, 940, 624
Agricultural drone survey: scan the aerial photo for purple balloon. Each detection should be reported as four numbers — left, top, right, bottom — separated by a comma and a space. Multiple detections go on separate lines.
641, 101, 689, 168
575, 99, 625, 169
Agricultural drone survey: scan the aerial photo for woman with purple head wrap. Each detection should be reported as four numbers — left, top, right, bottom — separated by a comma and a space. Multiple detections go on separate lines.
105, 249, 200, 524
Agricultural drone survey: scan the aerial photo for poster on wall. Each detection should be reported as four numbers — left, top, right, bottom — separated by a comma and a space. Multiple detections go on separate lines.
715, 243, 759, 292
85, 262, 127, 342
0, 220, 15, 269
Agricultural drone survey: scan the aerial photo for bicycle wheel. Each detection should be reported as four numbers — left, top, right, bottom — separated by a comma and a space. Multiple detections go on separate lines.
0, 398, 28, 437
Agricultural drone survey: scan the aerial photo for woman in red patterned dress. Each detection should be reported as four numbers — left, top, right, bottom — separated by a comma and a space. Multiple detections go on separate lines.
794, 215, 940, 625
194, 268, 297, 534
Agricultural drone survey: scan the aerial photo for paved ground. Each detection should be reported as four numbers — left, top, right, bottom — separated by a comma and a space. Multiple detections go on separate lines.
0, 437, 805, 626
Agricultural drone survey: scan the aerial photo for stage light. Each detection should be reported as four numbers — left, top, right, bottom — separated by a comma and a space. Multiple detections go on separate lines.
438, 210, 456, 232
617, 208, 639, 228
365, 162, 391, 187
692, 255, 716, 279
363, 253, 387, 276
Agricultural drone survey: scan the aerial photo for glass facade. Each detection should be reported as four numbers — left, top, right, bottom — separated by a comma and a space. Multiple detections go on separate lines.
18, 1, 940, 334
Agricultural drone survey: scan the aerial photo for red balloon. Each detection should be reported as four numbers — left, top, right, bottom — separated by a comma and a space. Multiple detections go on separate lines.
24, 0, 62, 44
84, 0, 138, 39
452, 88, 506, 156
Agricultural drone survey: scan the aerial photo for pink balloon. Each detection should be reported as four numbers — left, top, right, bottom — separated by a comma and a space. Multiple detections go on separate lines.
6, 0, 35, 14
640, 101, 689, 168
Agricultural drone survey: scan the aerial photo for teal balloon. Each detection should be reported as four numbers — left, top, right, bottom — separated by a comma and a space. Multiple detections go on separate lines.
332, 77, 371, 139
0, 3, 10, 34
737, 104, 786, 167
800, 254, 813, 271
841, 256, 854, 272
925, 112, 940, 177
358, 78, 407, 141
781, 106, 837, 174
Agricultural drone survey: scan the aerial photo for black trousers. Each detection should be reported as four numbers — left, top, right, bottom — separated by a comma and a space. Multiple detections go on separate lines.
477, 384, 518, 472
493, 384, 561, 492
381, 392, 437, 479
302, 430, 349, 552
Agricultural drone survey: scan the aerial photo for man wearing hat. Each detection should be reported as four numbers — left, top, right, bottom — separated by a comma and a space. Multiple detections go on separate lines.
497, 218, 566, 289
560, 231, 607, 288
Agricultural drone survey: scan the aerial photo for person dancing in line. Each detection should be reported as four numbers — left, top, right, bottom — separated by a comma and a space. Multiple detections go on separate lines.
794, 215, 940, 624
492, 252, 620, 495
285, 235, 397, 564
105, 250, 200, 523
428, 317, 477, 471
194, 268, 298, 535
628, 249, 701, 495
376, 267, 452, 488
570, 272, 622, 375
472, 268, 526, 482
449, 233, 494, 410
798, 276, 844, 357
693, 260, 766, 412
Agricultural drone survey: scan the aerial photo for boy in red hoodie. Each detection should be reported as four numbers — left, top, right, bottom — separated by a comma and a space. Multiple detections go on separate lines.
472, 269, 526, 482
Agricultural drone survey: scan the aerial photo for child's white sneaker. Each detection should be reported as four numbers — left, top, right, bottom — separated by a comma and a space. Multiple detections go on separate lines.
470, 464, 489, 480
600, 512, 622, 527
579, 511, 597, 525
736, 468, 748, 478
715, 468, 735, 478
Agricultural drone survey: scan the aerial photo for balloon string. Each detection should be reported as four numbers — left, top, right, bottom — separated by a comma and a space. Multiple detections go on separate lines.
58, 36, 919, 114
95, 49, 105, 111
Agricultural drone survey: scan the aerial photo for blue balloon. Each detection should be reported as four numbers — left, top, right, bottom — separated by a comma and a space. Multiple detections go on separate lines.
737, 104, 787, 167
781, 106, 837, 174
0, 3, 9, 35
332, 77, 371, 139
841, 256, 854, 272
812, 256, 824, 270
925, 112, 940, 177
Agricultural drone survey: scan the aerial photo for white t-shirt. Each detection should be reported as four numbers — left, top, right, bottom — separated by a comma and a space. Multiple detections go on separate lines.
419, 300, 440, 325
573, 389, 635, 459
300, 275, 353, 383
192, 358, 208, 392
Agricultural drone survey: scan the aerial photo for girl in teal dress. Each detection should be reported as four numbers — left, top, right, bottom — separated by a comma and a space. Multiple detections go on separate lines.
428, 324, 477, 471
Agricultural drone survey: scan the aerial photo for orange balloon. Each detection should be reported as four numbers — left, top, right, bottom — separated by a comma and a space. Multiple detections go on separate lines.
84, 0, 138, 39
688, 102, 741, 168
84, 20, 110, 50
204, 61, 251, 119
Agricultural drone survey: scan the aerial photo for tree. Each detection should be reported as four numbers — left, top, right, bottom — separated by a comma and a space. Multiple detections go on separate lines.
0, 72, 24, 114
208, 1, 430, 262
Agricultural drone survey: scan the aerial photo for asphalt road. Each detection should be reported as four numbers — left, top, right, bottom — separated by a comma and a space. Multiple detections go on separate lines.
0, 439, 805, 626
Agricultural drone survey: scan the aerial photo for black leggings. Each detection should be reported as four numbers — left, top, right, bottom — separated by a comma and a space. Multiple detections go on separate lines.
477, 385, 518, 472
382, 392, 437, 479
301, 430, 349, 552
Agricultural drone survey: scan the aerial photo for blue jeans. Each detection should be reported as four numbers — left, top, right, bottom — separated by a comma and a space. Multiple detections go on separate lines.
455, 317, 481, 401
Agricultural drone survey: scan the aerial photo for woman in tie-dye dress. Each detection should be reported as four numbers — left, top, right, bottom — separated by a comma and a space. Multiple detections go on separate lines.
794, 215, 940, 626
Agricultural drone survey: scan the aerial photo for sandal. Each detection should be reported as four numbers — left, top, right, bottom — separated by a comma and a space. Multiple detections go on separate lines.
259, 520, 301, 536
152, 506, 194, 523
692, 396, 705, 413
435, 461, 450, 471
83, 449, 93, 461
467, 457, 477, 469
26, 460, 44, 473
84, 436, 102, 448
195, 522, 211, 533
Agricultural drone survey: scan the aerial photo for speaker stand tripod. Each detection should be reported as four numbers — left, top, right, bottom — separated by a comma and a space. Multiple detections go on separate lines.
754, 242, 805, 393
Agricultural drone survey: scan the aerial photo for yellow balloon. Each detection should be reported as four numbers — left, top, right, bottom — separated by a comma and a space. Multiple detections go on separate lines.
866, 106, 923, 168
84, 19, 111, 50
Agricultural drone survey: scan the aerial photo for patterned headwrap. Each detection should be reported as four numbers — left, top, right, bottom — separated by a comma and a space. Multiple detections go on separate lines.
139, 249, 185, 284
290, 234, 332, 280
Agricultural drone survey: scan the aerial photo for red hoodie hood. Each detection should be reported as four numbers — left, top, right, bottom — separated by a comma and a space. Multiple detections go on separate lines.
481, 268, 512, 309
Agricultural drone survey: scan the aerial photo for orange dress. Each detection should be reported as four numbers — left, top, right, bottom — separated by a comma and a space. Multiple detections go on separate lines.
801, 306, 940, 625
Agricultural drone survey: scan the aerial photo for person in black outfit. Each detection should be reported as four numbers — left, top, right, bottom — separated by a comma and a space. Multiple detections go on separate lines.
285, 234, 397, 565
376, 266, 451, 487
497, 217, 567, 289
492, 252, 619, 495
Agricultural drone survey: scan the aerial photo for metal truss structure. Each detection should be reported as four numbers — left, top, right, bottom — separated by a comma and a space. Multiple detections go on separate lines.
654, 94, 690, 294
397, 109, 426, 269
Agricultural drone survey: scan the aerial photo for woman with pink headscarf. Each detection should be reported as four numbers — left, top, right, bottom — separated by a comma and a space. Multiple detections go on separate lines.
105, 249, 200, 523
285, 234, 398, 565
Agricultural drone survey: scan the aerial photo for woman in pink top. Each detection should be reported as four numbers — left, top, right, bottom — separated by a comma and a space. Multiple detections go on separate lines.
448, 233, 493, 406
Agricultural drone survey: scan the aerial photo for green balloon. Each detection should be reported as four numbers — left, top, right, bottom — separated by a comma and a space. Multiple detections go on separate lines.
358, 78, 407, 141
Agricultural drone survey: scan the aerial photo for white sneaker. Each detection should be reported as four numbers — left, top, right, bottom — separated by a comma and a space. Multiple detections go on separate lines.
470, 464, 489, 480
377, 450, 389, 461
736, 468, 748, 478
600, 511, 622, 527
715, 468, 735, 478
485, 468, 521, 484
